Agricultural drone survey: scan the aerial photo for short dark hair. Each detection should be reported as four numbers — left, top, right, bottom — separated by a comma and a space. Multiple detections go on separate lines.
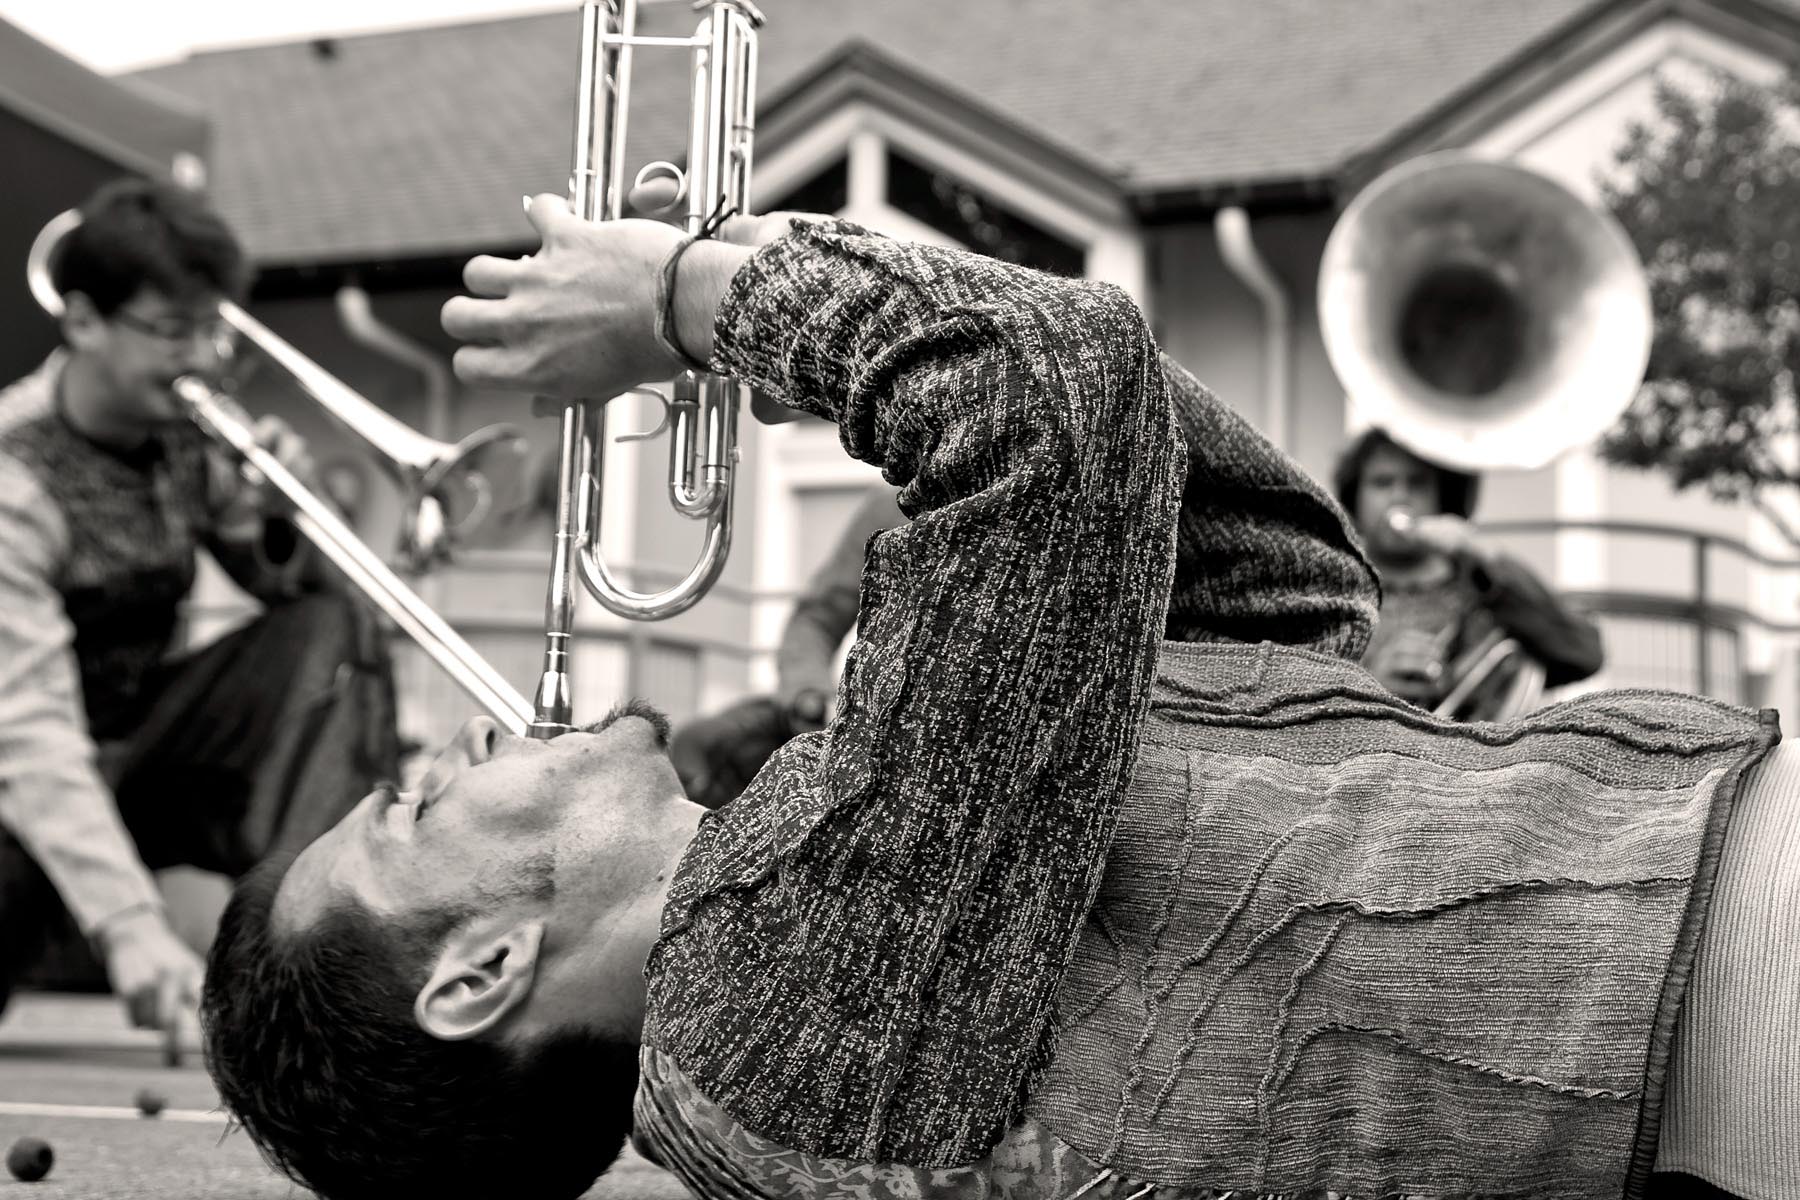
1330, 427, 1481, 522
54, 177, 249, 317
202, 856, 640, 1200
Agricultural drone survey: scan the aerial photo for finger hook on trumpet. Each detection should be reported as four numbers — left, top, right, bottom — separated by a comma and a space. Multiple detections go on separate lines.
613, 387, 673, 444
630, 162, 688, 215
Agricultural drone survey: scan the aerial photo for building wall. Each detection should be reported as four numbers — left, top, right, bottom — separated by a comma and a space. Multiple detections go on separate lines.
0, 107, 146, 385
1150, 209, 1347, 484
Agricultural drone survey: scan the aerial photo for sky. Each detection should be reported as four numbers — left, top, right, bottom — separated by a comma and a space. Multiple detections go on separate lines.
0, 0, 569, 72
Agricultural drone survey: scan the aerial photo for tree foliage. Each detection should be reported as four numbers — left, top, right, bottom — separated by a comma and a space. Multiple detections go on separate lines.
1600, 68, 1800, 512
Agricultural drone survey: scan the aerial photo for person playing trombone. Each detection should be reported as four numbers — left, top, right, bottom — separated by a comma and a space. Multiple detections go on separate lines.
0, 177, 398, 1043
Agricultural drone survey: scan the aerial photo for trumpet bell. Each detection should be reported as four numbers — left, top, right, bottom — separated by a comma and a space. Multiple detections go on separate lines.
1318, 152, 1652, 472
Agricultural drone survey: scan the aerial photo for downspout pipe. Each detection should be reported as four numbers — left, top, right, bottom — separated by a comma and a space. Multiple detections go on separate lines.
335, 283, 452, 440
1215, 206, 1292, 454
336, 283, 457, 573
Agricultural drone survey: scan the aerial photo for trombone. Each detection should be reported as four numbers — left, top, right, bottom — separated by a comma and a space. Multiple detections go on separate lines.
26, 211, 536, 734
529, 0, 763, 738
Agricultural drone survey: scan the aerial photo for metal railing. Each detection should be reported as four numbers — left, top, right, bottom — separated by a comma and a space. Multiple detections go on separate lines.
1483, 519, 1800, 704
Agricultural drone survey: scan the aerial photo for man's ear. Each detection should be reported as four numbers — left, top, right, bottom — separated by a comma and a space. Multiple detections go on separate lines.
61, 292, 106, 353
413, 919, 545, 1042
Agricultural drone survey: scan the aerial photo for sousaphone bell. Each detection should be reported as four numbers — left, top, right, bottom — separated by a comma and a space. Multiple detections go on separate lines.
1318, 152, 1652, 472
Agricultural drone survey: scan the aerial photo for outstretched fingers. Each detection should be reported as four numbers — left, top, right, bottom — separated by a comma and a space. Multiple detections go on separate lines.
451, 343, 539, 393
461, 253, 528, 299
440, 292, 510, 344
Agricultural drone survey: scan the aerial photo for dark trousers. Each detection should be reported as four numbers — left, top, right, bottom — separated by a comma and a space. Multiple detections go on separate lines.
0, 593, 398, 996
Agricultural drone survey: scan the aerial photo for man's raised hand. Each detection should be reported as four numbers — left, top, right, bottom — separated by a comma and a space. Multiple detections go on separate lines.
442, 195, 818, 402
442, 194, 689, 399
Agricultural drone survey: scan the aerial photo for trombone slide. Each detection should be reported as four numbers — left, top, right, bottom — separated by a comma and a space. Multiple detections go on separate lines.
176, 379, 535, 734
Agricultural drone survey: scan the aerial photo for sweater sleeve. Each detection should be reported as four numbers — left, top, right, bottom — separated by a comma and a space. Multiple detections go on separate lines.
1160, 355, 1377, 658
645, 222, 1185, 1164
0, 452, 163, 934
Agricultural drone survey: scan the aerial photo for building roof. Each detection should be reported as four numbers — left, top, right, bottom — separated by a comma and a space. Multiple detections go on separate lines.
1, 17, 208, 176
124, 0, 1796, 265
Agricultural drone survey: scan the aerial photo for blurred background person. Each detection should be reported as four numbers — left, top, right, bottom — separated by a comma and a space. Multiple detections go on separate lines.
673, 481, 905, 809
773, 483, 906, 730
1333, 427, 1604, 718
0, 177, 398, 1037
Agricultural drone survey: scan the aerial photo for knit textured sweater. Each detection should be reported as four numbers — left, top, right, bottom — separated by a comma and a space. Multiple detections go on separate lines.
640, 223, 1781, 1195
645, 220, 1366, 1158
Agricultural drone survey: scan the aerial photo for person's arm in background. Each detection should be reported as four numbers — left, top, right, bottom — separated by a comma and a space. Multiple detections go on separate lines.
0, 454, 203, 1031
1401, 513, 1603, 688
775, 484, 907, 728
1469, 552, 1605, 687
200, 417, 337, 604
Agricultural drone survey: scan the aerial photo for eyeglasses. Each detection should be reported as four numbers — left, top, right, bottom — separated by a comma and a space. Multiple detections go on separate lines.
110, 308, 232, 346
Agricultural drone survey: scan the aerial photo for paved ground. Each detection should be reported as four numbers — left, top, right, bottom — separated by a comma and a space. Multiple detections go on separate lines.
0, 993, 690, 1199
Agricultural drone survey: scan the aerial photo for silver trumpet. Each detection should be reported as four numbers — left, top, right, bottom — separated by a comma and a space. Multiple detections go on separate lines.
27, 211, 535, 734
530, 0, 763, 738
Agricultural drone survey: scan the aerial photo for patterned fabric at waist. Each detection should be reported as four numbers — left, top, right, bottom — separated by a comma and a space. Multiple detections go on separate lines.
1026, 640, 1779, 1200
636, 1045, 1454, 1200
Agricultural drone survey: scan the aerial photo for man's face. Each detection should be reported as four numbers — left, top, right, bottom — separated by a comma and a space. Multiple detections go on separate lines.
77, 288, 231, 425
1356, 442, 1442, 558
274, 707, 696, 978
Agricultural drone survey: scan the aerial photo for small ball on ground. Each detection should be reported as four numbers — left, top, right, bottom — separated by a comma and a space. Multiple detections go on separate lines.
135, 1087, 168, 1117
6, 1137, 53, 1182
